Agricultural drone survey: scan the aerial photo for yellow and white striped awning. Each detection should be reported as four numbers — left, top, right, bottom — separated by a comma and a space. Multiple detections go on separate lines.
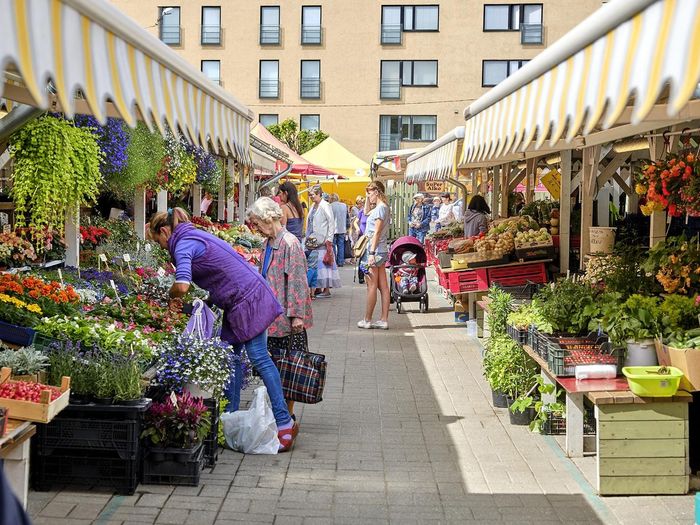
0, 0, 253, 163
461, 0, 700, 165
406, 127, 464, 182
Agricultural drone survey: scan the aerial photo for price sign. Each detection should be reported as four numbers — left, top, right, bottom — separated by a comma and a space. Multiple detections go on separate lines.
157, 268, 166, 277
424, 181, 445, 193
57, 268, 64, 287
2, 224, 10, 234
122, 254, 131, 262
170, 391, 178, 407
144, 244, 152, 253
540, 169, 561, 200
109, 279, 123, 307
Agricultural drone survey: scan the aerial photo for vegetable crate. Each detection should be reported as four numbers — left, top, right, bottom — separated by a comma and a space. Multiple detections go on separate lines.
514, 244, 555, 262
0, 368, 70, 423
507, 324, 528, 345
487, 262, 548, 288
203, 397, 219, 468
547, 338, 622, 377
0, 321, 36, 347
447, 268, 488, 294
142, 443, 204, 486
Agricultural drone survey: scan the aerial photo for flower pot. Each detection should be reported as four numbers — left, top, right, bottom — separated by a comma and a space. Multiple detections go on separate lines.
184, 382, 213, 399
509, 407, 535, 426
589, 227, 616, 254
69, 393, 90, 405
119, 398, 144, 406
491, 389, 509, 408
624, 339, 658, 367
94, 396, 114, 405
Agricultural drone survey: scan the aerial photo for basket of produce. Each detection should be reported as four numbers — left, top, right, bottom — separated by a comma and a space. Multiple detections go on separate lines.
622, 366, 683, 397
0, 367, 70, 423
514, 229, 555, 261
547, 339, 621, 377
447, 237, 476, 254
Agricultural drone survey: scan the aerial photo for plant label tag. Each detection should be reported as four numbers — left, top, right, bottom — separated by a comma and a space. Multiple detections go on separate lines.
2, 225, 10, 234
109, 279, 122, 306
136, 242, 140, 253
170, 391, 178, 407
99, 253, 108, 263
57, 269, 64, 286
123, 254, 131, 263
144, 243, 152, 252
157, 268, 166, 277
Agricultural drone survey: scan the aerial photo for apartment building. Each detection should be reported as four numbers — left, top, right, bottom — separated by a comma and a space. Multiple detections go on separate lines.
109, 1, 602, 162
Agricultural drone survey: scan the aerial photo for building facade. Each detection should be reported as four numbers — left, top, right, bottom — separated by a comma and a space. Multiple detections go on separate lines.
109, 1, 602, 162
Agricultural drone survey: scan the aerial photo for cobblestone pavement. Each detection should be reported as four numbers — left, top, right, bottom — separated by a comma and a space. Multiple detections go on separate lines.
28, 268, 694, 524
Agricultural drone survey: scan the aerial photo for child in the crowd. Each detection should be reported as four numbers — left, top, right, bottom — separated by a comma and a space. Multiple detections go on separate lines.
394, 251, 419, 294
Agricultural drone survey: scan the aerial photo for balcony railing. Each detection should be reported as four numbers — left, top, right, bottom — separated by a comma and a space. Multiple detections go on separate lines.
300, 78, 321, 99
259, 79, 280, 99
379, 133, 401, 152
301, 25, 322, 44
381, 24, 402, 45
159, 26, 181, 46
201, 25, 221, 45
260, 25, 280, 45
521, 24, 543, 44
380, 78, 401, 100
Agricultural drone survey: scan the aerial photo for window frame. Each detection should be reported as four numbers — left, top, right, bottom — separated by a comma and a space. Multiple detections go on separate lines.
201, 60, 221, 84
300, 114, 321, 131
259, 114, 279, 127
158, 6, 181, 46
379, 114, 437, 145
483, 3, 543, 32
259, 59, 280, 99
260, 5, 281, 45
300, 60, 321, 99
301, 5, 323, 45
380, 60, 438, 89
481, 59, 529, 87
380, 4, 440, 33
201, 6, 222, 46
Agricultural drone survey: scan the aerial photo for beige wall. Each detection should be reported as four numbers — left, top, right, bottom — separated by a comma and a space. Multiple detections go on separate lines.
110, 0, 602, 162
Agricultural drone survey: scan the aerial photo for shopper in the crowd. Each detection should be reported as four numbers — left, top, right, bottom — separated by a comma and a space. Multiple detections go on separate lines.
349, 196, 363, 221
305, 185, 341, 298
430, 196, 442, 231
278, 181, 304, 241
148, 208, 298, 452
463, 194, 491, 237
436, 192, 458, 229
407, 193, 432, 243
453, 195, 464, 222
200, 191, 214, 216
358, 181, 391, 330
247, 197, 313, 420
514, 192, 525, 214
330, 193, 348, 267
349, 195, 365, 247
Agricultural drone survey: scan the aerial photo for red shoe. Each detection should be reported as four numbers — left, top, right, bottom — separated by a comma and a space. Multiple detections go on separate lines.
278, 422, 299, 453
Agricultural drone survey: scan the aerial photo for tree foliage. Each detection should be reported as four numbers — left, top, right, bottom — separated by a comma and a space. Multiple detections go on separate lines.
266, 118, 328, 154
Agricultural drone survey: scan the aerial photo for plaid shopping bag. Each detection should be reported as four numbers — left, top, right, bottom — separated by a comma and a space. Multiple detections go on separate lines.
273, 331, 327, 404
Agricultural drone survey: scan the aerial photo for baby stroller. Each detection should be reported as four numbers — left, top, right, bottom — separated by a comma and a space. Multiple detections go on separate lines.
388, 236, 429, 314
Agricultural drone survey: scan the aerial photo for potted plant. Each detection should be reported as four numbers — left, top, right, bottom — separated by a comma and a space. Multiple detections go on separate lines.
483, 335, 537, 418
602, 294, 661, 366
112, 355, 145, 405
0, 345, 49, 383
510, 375, 566, 432
533, 279, 597, 336
486, 285, 513, 337
94, 356, 115, 404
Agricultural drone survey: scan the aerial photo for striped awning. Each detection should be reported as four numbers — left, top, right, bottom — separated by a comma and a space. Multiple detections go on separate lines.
461, 0, 700, 165
251, 146, 277, 174
406, 127, 464, 182
0, 0, 253, 163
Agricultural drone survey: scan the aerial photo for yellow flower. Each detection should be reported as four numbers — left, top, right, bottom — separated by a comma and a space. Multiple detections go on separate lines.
26, 304, 42, 314
635, 183, 647, 195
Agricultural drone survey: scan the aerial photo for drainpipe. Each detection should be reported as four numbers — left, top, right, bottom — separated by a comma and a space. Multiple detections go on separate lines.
447, 177, 468, 204
257, 165, 294, 194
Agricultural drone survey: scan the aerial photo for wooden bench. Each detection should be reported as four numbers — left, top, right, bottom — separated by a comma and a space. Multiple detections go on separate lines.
1, 419, 36, 508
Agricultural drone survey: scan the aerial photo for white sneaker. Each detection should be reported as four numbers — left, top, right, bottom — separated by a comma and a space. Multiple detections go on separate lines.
371, 320, 389, 330
357, 319, 373, 329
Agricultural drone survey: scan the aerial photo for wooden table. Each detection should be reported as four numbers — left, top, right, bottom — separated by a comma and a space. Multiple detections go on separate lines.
1, 419, 36, 509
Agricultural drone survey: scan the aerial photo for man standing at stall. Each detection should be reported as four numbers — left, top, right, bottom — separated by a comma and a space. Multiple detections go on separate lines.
407, 193, 432, 243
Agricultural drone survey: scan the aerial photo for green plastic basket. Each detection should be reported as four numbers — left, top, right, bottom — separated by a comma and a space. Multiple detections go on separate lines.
622, 366, 683, 397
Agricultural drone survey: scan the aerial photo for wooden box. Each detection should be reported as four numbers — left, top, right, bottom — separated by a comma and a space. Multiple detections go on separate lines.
0, 368, 70, 423
655, 339, 700, 392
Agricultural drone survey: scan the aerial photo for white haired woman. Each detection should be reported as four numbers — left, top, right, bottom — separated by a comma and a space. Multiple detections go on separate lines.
247, 197, 313, 421
305, 185, 341, 298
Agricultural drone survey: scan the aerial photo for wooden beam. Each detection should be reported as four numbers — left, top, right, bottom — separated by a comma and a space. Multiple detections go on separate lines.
134, 187, 146, 240
580, 145, 602, 268
649, 136, 667, 247
597, 153, 631, 187
156, 190, 167, 213
218, 160, 227, 222
508, 167, 525, 192
499, 163, 510, 218
559, 149, 572, 274
192, 184, 202, 217
64, 207, 80, 268
491, 165, 500, 218
525, 158, 537, 204
612, 172, 632, 197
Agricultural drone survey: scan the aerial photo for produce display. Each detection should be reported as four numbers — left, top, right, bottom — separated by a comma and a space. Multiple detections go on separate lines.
515, 228, 553, 247
0, 380, 62, 402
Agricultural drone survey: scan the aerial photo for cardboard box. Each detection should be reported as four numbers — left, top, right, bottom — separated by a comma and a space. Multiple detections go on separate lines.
656, 339, 700, 391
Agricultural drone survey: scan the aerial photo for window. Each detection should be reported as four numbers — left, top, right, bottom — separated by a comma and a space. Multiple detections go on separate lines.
259, 114, 279, 127
201, 7, 221, 45
482, 59, 528, 87
483, 4, 542, 30
379, 115, 436, 149
300, 60, 320, 99
301, 6, 322, 44
259, 60, 279, 98
381, 5, 438, 44
380, 60, 437, 99
159, 7, 181, 45
300, 115, 320, 131
201, 61, 221, 84
260, 6, 280, 45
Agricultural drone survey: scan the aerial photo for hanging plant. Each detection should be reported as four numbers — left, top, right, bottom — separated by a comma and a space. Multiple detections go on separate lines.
183, 141, 223, 195
149, 130, 196, 196
116, 122, 165, 201
10, 116, 103, 249
72, 115, 129, 180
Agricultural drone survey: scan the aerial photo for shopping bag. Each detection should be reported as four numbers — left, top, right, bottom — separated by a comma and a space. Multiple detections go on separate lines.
183, 299, 217, 340
275, 331, 327, 404
220, 386, 280, 454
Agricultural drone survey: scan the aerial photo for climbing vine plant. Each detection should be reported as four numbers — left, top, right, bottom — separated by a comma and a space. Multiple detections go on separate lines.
10, 115, 103, 248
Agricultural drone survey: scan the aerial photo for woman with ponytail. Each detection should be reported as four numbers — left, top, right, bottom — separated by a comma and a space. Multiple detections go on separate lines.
149, 207, 298, 452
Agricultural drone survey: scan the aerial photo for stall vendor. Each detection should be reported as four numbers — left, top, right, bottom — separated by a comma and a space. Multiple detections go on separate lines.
149, 208, 298, 452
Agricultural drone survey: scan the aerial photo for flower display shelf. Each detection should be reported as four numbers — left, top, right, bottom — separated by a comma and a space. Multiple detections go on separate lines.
142, 442, 204, 486
0, 367, 70, 423
0, 320, 36, 347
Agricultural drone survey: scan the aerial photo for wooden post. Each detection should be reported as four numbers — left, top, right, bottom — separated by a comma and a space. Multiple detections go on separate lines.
156, 190, 168, 213
525, 158, 537, 204
648, 136, 667, 247
192, 184, 202, 217
64, 207, 80, 268
227, 160, 236, 223
237, 165, 248, 224
559, 150, 572, 274
134, 186, 146, 240
218, 160, 226, 222
580, 145, 601, 268
490, 165, 500, 217
499, 163, 509, 218
471, 170, 478, 195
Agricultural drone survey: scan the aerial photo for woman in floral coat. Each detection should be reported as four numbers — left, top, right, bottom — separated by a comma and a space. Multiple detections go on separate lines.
247, 197, 313, 420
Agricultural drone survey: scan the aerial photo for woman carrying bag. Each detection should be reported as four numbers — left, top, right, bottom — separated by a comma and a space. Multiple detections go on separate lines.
305, 185, 341, 298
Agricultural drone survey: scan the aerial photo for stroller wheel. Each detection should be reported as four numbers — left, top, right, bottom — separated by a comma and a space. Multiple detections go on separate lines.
396, 301, 403, 314
420, 296, 429, 313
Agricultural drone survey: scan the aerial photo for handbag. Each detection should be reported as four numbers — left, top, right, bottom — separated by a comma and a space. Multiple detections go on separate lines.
270, 331, 327, 404
352, 234, 369, 258
322, 240, 335, 266
304, 236, 320, 250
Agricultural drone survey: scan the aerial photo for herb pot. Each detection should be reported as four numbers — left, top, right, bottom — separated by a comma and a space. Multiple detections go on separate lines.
69, 393, 89, 405
624, 339, 658, 367
491, 389, 509, 408
94, 396, 113, 405
506, 396, 535, 426
120, 398, 144, 406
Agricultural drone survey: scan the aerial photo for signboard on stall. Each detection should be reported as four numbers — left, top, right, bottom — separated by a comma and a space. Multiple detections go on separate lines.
423, 181, 445, 193
540, 169, 561, 199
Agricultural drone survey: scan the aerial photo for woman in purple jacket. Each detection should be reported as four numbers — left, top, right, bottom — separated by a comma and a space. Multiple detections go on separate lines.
149, 208, 298, 452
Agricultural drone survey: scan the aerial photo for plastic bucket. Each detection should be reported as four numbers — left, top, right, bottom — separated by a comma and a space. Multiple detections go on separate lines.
624, 340, 658, 367
466, 320, 478, 338
589, 227, 616, 254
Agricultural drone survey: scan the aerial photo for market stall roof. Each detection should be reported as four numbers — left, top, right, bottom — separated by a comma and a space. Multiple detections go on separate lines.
0, 0, 253, 162
405, 127, 464, 183
370, 148, 421, 180
460, 0, 700, 166
302, 137, 370, 179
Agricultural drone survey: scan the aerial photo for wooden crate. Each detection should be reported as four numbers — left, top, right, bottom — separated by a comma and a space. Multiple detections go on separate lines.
595, 401, 689, 495
0, 368, 71, 424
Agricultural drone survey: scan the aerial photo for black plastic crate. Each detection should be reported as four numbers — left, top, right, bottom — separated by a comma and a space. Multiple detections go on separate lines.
31, 449, 139, 495
35, 417, 140, 460
543, 407, 596, 436
0, 320, 36, 346
494, 282, 541, 301
59, 399, 151, 421
203, 398, 220, 468
507, 324, 528, 345
546, 338, 621, 377
142, 443, 204, 486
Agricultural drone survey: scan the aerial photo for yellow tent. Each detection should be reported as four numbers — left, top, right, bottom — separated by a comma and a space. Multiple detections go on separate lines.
303, 137, 371, 203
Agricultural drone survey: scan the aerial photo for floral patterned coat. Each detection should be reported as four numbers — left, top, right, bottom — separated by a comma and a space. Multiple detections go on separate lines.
260, 228, 313, 338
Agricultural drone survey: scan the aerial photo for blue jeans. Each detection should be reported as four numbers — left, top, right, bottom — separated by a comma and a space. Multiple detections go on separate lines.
333, 233, 345, 266
223, 329, 292, 428
408, 228, 427, 243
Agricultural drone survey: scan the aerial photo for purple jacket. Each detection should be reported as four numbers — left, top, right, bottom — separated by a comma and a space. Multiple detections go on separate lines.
358, 209, 368, 235
168, 223, 283, 344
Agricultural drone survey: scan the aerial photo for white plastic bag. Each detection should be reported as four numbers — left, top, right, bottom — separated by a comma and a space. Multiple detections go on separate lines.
220, 386, 279, 454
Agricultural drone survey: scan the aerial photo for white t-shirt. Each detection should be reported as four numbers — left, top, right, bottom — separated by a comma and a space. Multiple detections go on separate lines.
438, 202, 456, 224
365, 202, 390, 254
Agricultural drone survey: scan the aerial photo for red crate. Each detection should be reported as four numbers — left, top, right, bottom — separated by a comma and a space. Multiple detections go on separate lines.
487, 262, 548, 288
448, 269, 488, 294
434, 265, 449, 289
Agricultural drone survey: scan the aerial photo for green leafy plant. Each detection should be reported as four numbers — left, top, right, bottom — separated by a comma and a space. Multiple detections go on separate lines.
267, 118, 329, 154
533, 279, 597, 335
601, 294, 661, 347
0, 345, 48, 375
483, 335, 537, 397
111, 122, 165, 200
510, 375, 566, 433
10, 116, 103, 247
486, 285, 513, 336
507, 302, 551, 332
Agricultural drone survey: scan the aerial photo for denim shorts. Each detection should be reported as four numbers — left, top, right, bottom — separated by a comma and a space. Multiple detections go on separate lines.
360, 250, 387, 268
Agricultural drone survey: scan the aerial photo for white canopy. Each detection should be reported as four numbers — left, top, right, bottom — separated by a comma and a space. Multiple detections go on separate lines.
405, 127, 464, 182
0, 0, 253, 162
